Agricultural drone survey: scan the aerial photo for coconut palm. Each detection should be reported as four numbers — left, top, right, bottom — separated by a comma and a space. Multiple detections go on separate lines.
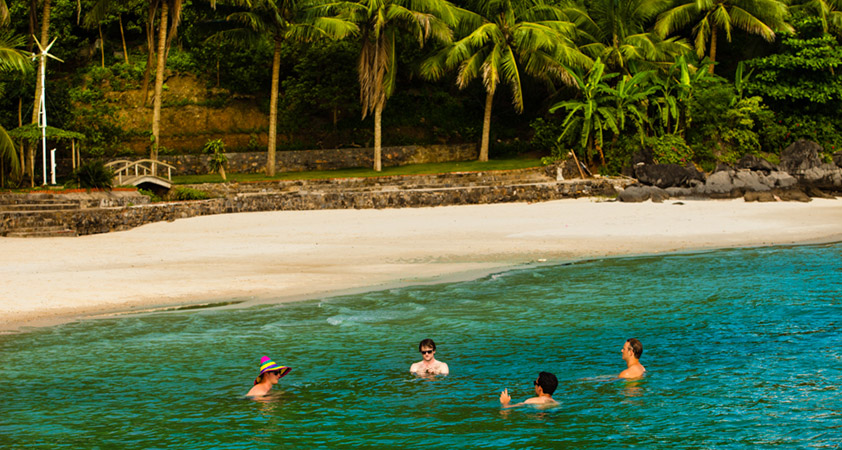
578, 0, 691, 74
0, 30, 30, 179
421, 0, 590, 162
149, 0, 184, 167
211, 0, 357, 176
327, 0, 460, 171
549, 57, 620, 166
83, 0, 135, 67
654, 0, 793, 74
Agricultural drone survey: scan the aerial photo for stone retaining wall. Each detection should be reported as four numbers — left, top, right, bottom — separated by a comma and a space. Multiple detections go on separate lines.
0, 179, 615, 236
56, 144, 478, 176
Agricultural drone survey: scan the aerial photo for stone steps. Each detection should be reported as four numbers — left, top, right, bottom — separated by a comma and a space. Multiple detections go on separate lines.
4, 225, 77, 238
0, 202, 81, 212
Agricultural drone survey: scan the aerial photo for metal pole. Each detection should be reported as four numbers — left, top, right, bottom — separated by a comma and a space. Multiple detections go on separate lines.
40, 56, 47, 186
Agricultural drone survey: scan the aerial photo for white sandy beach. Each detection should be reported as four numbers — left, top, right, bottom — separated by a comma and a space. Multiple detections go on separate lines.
1, 197, 841, 331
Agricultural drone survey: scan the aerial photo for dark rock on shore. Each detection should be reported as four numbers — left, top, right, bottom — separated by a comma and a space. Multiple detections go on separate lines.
737, 155, 776, 172
780, 140, 842, 192
634, 162, 705, 188
617, 185, 670, 203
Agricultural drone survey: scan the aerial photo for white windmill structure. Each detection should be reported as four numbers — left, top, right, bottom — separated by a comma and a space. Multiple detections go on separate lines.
31, 35, 64, 185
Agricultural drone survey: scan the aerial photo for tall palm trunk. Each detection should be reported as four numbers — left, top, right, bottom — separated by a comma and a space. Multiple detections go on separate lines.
708, 24, 718, 74
267, 37, 281, 176
479, 90, 494, 162
98, 24, 105, 68
142, 2, 157, 104
151, 0, 168, 166
31, 0, 50, 186
373, 102, 382, 171
119, 14, 130, 65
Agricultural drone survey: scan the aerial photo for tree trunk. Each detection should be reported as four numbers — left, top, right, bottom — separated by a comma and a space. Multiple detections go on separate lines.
142, 1, 157, 104
219, 165, 226, 181
119, 14, 130, 65
99, 24, 105, 68
479, 90, 494, 162
373, 102, 382, 171
267, 37, 281, 176
708, 24, 718, 74
28, 143, 34, 187
151, 0, 169, 167
18, 98, 24, 181
32, 0, 49, 125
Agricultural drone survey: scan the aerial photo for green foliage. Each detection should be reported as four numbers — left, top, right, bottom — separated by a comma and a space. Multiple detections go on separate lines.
645, 134, 694, 165
686, 79, 776, 165
72, 160, 113, 190
745, 16, 842, 109
169, 187, 211, 201
138, 188, 163, 202
203, 139, 228, 177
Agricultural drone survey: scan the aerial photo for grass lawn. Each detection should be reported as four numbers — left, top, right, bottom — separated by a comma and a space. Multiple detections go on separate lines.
172, 157, 544, 184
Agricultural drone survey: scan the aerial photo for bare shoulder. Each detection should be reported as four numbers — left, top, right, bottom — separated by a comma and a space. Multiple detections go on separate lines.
437, 361, 449, 374
409, 361, 422, 373
524, 396, 557, 405
619, 364, 646, 379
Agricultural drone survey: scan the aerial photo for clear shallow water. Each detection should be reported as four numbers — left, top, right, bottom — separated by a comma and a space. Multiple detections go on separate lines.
1, 243, 840, 449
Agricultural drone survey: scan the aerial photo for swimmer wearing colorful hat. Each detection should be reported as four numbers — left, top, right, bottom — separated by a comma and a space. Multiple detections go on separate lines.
247, 356, 291, 397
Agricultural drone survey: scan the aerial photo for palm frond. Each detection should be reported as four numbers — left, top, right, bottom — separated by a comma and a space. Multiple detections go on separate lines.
728, 6, 776, 41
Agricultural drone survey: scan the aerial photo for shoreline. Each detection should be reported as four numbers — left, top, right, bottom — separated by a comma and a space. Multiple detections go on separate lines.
2, 197, 841, 333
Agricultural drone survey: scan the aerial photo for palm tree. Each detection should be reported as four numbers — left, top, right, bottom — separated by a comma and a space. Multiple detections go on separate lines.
149, 0, 184, 168
83, 0, 134, 67
549, 57, 619, 166
0, 30, 30, 180
654, 0, 793, 74
212, 0, 357, 176
421, 0, 590, 162
331, 0, 460, 171
578, 0, 691, 74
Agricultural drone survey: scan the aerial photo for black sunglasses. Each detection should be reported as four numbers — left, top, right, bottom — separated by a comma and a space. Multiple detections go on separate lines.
420, 350, 434, 355
268, 370, 283, 376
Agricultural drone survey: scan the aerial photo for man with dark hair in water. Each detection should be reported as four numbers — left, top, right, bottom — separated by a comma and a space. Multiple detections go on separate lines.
410, 338, 449, 375
619, 338, 646, 379
500, 372, 558, 407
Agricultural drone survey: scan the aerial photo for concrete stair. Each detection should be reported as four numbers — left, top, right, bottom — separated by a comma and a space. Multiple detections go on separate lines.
4, 225, 78, 238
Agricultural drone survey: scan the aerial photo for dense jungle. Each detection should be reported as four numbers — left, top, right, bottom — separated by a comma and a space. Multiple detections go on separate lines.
1, 0, 841, 187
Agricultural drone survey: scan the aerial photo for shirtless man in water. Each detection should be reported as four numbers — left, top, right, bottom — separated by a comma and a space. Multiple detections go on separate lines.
619, 338, 646, 379
410, 338, 449, 375
500, 372, 558, 407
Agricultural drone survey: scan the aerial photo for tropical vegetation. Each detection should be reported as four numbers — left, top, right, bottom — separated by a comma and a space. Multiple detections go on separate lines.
0, 0, 841, 188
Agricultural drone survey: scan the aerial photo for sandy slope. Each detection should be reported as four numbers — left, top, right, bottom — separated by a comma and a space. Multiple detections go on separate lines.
2, 197, 840, 331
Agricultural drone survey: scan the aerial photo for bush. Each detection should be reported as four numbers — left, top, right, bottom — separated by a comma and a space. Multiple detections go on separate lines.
169, 187, 210, 201
138, 188, 162, 202
645, 134, 694, 165
72, 160, 113, 190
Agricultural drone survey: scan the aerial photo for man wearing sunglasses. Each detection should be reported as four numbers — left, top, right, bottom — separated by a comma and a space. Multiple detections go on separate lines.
410, 338, 449, 375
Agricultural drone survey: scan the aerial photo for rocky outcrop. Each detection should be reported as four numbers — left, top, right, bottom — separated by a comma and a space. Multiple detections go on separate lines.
633, 163, 705, 189
780, 140, 842, 192
619, 140, 841, 202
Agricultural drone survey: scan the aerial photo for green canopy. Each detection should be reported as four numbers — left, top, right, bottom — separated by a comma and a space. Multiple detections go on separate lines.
7, 124, 85, 142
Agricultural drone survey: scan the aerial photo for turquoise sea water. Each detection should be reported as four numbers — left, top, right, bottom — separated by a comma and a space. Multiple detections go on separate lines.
1, 243, 840, 449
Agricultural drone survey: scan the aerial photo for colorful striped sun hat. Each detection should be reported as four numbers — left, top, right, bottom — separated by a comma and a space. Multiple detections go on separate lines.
254, 356, 291, 385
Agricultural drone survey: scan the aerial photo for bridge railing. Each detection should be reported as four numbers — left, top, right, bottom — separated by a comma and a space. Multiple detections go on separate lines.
105, 159, 176, 185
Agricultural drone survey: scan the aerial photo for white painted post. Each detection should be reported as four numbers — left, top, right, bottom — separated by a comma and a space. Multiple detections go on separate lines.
50, 148, 56, 184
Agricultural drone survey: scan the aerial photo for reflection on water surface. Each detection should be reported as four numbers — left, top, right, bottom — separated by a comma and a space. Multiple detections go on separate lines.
1, 243, 840, 448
